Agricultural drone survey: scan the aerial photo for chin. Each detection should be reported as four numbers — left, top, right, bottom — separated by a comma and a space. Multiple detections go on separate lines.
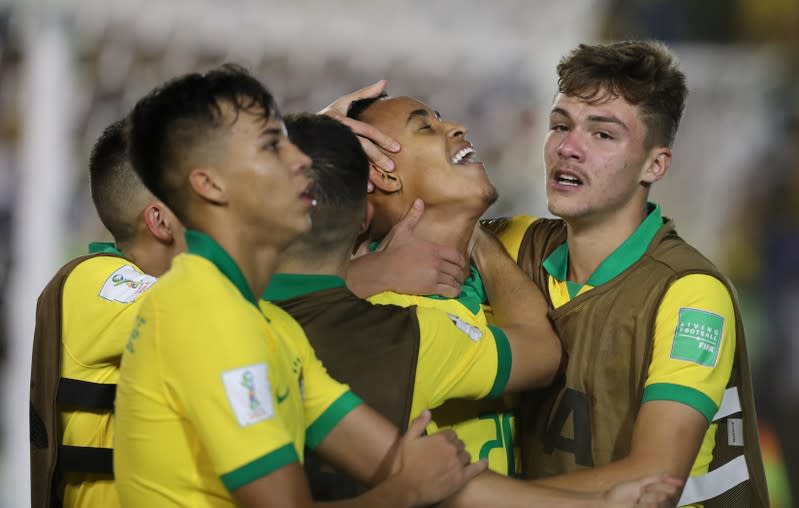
482, 184, 499, 207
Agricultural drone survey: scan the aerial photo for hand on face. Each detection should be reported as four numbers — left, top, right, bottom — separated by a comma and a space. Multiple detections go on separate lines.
319, 80, 400, 189
364, 96, 497, 213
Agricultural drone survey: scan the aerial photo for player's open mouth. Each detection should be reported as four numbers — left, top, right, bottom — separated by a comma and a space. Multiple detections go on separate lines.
554, 170, 583, 187
450, 144, 479, 165
300, 183, 317, 207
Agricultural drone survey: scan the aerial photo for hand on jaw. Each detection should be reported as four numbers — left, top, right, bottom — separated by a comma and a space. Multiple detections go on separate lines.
347, 198, 467, 298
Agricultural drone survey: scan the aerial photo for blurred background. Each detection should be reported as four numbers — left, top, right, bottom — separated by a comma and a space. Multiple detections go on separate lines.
0, 0, 797, 506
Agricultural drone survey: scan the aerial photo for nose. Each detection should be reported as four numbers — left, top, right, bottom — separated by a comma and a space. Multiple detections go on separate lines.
286, 141, 312, 174
447, 121, 467, 139
556, 130, 584, 161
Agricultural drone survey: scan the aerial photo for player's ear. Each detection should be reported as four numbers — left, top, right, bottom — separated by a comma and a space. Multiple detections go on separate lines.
143, 202, 179, 243
369, 164, 402, 193
188, 167, 228, 205
641, 147, 671, 186
360, 201, 374, 234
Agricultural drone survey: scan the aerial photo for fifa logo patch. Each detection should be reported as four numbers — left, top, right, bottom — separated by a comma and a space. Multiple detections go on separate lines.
99, 265, 156, 303
670, 308, 724, 367
223, 364, 274, 427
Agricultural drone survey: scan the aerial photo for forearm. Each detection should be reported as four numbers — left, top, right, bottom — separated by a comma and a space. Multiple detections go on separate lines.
531, 456, 673, 493
346, 252, 390, 298
444, 471, 605, 508
472, 229, 547, 327
472, 228, 561, 389
321, 474, 419, 508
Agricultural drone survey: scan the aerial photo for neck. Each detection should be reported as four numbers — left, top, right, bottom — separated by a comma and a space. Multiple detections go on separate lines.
406, 202, 482, 262
191, 212, 282, 299
122, 236, 175, 277
564, 202, 648, 285
277, 245, 350, 279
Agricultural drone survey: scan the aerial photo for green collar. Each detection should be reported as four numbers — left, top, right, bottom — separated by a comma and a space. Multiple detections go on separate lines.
367, 240, 486, 314
429, 264, 486, 314
263, 273, 347, 301
543, 202, 664, 298
88, 242, 123, 256
185, 230, 257, 305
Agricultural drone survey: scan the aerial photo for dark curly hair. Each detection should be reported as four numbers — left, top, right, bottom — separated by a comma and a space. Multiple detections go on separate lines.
557, 40, 687, 148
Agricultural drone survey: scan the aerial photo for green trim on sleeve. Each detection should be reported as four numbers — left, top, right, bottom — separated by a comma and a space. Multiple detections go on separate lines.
220, 443, 299, 491
305, 391, 363, 449
486, 325, 512, 399
642, 382, 718, 424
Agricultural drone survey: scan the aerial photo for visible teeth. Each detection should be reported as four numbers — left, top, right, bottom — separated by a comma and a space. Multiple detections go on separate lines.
557, 173, 581, 186
451, 147, 475, 164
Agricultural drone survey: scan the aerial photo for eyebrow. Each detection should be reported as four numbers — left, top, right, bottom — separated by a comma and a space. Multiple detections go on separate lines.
406, 108, 442, 125
259, 127, 284, 138
551, 107, 629, 131
406, 109, 429, 125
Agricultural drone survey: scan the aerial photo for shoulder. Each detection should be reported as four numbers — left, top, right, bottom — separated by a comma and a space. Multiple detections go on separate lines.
65, 255, 156, 305
660, 274, 735, 319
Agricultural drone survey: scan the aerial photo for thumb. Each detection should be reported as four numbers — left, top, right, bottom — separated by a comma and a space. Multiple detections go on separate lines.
397, 199, 425, 232
404, 409, 431, 440
463, 459, 488, 481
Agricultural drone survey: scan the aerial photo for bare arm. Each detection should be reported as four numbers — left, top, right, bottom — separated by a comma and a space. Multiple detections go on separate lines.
530, 400, 705, 493
471, 227, 562, 390
442, 470, 681, 508
233, 409, 486, 508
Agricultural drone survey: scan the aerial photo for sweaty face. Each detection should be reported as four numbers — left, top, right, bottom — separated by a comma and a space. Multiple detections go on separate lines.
544, 91, 657, 224
222, 107, 313, 248
363, 97, 497, 212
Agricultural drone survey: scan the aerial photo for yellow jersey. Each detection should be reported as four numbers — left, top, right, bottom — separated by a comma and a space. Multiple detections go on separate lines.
60, 242, 156, 508
114, 231, 360, 507
368, 269, 519, 476
495, 205, 734, 502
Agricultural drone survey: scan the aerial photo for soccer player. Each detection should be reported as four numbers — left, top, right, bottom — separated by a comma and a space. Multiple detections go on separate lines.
269, 112, 681, 508
269, 112, 558, 490
113, 65, 483, 508
342, 92, 538, 477
484, 41, 771, 507
484, 40, 770, 508
29, 118, 185, 508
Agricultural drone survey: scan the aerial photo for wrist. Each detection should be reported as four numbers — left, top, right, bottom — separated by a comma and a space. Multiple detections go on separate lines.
379, 471, 422, 508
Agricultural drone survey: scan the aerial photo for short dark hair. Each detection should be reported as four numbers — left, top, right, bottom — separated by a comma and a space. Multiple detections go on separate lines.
346, 92, 388, 121
89, 118, 149, 245
557, 40, 687, 148
129, 63, 280, 221
284, 113, 369, 254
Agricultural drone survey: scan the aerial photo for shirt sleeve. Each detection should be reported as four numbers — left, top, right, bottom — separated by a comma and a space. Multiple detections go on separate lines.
642, 274, 736, 423
260, 302, 362, 450
493, 215, 539, 262
410, 307, 512, 417
155, 296, 300, 491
